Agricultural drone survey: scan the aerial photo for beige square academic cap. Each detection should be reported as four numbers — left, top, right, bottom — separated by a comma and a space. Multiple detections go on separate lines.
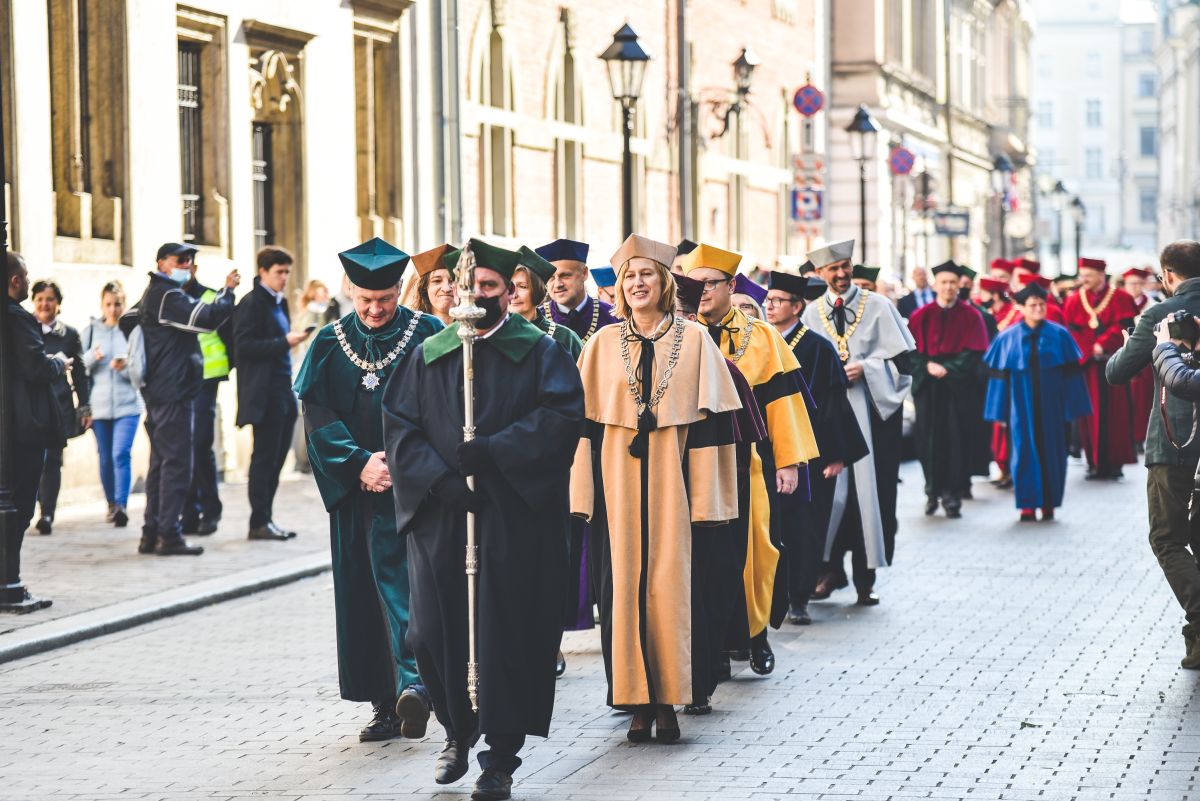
610, 234, 677, 271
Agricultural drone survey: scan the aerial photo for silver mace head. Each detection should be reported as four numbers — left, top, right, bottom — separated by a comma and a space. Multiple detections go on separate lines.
450, 241, 486, 341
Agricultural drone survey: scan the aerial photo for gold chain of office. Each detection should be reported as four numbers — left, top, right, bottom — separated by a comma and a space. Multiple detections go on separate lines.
541, 298, 600, 343
820, 290, 870, 362
1079, 285, 1116, 330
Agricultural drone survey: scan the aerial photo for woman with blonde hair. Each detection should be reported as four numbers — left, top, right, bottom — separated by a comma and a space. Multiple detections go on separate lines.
571, 234, 742, 744
295, 279, 338, 332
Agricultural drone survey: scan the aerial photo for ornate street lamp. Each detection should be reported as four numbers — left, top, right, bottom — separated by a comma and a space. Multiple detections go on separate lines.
845, 105, 881, 262
991, 153, 1014, 259
713, 47, 760, 138
601, 24, 650, 238
1070, 196, 1087, 269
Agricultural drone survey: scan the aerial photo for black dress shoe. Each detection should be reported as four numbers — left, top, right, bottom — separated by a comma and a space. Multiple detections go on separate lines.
944, 507, 962, 519
394, 685, 431, 739
35, 516, 52, 535
471, 769, 513, 800
811, 571, 848, 600
555, 650, 566, 678
184, 520, 218, 536
359, 702, 401, 742
682, 702, 711, 716
155, 539, 204, 556
112, 506, 129, 528
924, 497, 938, 516
749, 632, 775, 675
435, 740, 471, 784
248, 522, 292, 541
627, 706, 654, 742
787, 604, 812, 625
856, 590, 880, 606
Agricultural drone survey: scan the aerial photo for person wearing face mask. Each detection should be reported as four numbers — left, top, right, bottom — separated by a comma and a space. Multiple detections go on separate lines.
294, 238, 444, 746
180, 254, 236, 537
28, 279, 90, 536
383, 238, 583, 801
4, 252, 68, 611
121, 241, 239, 556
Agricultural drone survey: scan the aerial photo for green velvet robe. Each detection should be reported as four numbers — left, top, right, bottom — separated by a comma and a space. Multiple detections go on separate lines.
293, 308, 443, 703
531, 313, 584, 360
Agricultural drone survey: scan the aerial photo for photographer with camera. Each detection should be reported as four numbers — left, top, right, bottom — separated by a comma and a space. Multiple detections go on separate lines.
1108, 240, 1200, 669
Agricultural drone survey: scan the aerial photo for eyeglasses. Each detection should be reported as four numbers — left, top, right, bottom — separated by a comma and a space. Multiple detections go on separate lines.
763, 296, 798, 306
699, 278, 732, 291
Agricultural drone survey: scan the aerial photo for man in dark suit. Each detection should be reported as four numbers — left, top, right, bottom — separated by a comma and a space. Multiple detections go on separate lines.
3, 251, 68, 609
235, 246, 309, 541
1107, 240, 1200, 669
897, 265, 935, 318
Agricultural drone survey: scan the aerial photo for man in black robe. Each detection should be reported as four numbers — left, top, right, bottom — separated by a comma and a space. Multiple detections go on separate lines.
383, 238, 583, 801
765, 272, 868, 625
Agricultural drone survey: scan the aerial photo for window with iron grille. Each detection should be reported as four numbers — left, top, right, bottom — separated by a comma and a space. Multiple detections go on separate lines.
178, 43, 202, 243
251, 122, 273, 252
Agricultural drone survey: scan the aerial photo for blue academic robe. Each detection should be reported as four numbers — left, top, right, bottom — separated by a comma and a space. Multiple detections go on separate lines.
984, 321, 1092, 510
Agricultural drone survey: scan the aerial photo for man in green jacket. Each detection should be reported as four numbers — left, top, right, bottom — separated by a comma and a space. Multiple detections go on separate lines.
1107, 240, 1200, 669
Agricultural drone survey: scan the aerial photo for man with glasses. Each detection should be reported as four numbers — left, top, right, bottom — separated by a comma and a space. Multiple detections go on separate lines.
801, 240, 915, 607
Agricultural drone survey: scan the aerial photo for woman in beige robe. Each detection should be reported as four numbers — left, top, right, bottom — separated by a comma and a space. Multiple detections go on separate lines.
571, 235, 742, 744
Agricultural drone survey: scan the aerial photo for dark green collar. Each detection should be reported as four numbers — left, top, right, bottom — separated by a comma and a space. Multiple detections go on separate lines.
423, 314, 545, 365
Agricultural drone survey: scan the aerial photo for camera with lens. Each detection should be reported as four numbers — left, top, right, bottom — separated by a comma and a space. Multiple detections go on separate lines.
1167, 310, 1200, 345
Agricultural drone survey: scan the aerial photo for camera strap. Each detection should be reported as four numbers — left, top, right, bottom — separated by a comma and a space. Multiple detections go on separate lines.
1160, 384, 1200, 451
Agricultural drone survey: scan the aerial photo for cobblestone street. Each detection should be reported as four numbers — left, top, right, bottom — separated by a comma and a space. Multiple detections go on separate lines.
3, 459, 1199, 801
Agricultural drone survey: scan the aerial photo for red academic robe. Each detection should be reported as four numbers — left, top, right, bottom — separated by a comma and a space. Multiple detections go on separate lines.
1062, 286, 1139, 471
1129, 294, 1154, 444
990, 302, 1024, 471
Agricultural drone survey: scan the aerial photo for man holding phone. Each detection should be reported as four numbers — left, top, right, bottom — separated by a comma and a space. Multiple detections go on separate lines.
234, 246, 311, 541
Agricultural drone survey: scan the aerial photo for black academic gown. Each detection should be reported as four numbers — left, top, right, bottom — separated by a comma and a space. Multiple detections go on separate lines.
780, 323, 868, 605
383, 317, 584, 740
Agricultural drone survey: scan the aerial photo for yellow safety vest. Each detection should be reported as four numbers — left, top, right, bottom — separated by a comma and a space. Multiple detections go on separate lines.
198, 288, 231, 380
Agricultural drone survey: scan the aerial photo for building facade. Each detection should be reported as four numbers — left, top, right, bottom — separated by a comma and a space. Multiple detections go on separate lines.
1156, 1, 1200, 246
0, 0, 831, 499
827, 0, 1035, 283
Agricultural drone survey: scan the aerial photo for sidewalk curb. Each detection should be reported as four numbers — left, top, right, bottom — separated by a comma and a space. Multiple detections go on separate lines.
0, 551, 331, 664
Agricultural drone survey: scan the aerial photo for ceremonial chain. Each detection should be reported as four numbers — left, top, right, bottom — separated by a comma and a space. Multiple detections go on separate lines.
541, 298, 601, 343
820, 290, 869, 362
619, 316, 685, 417
730, 316, 756, 365
787, 323, 809, 348
333, 311, 424, 391
1079, 285, 1115, 330
546, 320, 558, 339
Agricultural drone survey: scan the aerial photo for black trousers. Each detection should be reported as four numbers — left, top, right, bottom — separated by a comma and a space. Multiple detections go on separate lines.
787, 471, 834, 606
477, 733, 525, 775
143, 400, 195, 544
7, 446, 46, 585
1148, 465, 1200, 632
37, 446, 64, 521
248, 382, 298, 528
183, 379, 223, 527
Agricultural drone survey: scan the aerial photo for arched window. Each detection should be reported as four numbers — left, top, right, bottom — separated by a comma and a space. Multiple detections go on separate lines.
479, 16, 514, 237
553, 11, 584, 238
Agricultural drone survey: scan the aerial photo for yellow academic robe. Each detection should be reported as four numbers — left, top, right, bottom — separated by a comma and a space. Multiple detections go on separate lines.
700, 306, 819, 636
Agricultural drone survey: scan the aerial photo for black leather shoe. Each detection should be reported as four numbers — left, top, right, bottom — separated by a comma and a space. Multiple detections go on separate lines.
248, 522, 293, 541
627, 706, 653, 742
682, 702, 711, 716
184, 520, 218, 536
555, 650, 566, 678
35, 516, 52, 535
395, 685, 431, 739
655, 705, 681, 744
787, 604, 812, 625
435, 740, 471, 784
749, 633, 775, 676
924, 497, 938, 516
155, 539, 204, 556
856, 590, 880, 606
471, 769, 513, 800
359, 702, 401, 742
137, 536, 158, 555
945, 506, 962, 519
112, 506, 129, 528
811, 571, 848, 600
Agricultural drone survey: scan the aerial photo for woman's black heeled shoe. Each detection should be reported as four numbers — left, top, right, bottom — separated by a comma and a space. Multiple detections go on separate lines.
627, 706, 653, 743
655, 705, 680, 744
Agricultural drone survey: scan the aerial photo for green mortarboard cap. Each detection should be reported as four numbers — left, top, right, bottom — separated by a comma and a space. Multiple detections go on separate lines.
852, 264, 881, 283
338, 237, 411, 290
960, 265, 977, 280
441, 247, 462, 272
467, 238, 521, 281
517, 246, 557, 284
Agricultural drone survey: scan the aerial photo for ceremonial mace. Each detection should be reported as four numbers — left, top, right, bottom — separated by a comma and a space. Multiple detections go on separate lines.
450, 242, 485, 712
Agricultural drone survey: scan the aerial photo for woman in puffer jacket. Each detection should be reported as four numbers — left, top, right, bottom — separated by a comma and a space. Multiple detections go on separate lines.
81, 281, 142, 528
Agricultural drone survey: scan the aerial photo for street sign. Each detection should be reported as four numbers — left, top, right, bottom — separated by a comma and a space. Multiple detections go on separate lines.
889, 146, 915, 176
792, 153, 825, 173
791, 187, 823, 222
933, 209, 970, 237
793, 83, 824, 117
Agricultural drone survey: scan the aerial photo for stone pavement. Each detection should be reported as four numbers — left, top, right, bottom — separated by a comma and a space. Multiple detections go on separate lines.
3, 458, 1200, 801
0, 473, 330, 645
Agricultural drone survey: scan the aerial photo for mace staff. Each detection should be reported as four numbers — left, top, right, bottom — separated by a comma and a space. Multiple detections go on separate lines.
450, 242, 485, 712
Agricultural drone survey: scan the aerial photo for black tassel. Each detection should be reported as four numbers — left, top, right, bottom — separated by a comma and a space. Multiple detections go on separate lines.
628, 408, 657, 459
